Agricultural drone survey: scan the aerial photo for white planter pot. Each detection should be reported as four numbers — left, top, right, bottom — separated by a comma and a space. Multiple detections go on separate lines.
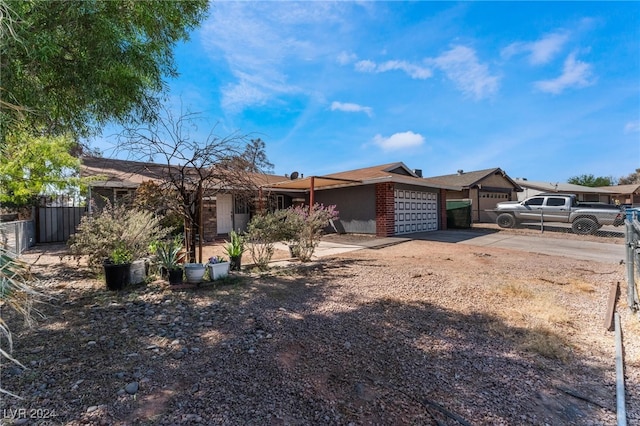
208, 262, 230, 280
129, 259, 147, 285
184, 263, 206, 283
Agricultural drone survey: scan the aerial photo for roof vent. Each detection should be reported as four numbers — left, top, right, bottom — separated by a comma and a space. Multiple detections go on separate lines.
457, 169, 464, 175
290, 171, 299, 180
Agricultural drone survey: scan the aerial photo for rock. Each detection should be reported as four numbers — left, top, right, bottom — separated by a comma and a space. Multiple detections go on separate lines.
172, 351, 185, 360
7, 366, 23, 376
125, 382, 139, 395
87, 405, 99, 413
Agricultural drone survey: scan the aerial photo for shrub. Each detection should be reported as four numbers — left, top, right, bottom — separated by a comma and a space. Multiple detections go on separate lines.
245, 210, 288, 270
0, 247, 46, 398
282, 204, 338, 262
68, 202, 171, 269
224, 230, 245, 258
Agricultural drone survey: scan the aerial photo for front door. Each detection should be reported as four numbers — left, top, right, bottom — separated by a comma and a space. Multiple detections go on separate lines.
216, 194, 233, 234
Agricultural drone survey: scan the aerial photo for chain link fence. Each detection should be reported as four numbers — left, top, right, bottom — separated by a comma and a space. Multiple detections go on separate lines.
484, 200, 627, 239
0, 220, 35, 256
624, 208, 640, 312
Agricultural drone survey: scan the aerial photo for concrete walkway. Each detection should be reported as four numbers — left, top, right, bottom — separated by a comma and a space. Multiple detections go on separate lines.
302, 229, 626, 265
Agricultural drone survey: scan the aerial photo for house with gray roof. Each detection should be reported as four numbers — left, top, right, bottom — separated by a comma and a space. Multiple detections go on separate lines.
421, 168, 522, 222
598, 184, 640, 207
513, 179, 618, 204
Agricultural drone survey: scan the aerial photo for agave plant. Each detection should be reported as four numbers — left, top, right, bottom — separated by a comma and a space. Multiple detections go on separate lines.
0, 246, 45, 398
155, 237, 184, 270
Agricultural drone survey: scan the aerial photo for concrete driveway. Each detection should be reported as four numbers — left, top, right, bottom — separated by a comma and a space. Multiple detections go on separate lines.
407, 229, 626, 264
311, 229, 626, 265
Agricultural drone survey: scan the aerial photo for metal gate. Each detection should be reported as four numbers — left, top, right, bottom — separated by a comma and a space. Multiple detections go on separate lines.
0, 220, 35, 255
36, 195, 86, 243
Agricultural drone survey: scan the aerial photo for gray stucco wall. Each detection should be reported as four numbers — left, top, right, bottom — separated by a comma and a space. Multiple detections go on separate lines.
314, 185, 376, 234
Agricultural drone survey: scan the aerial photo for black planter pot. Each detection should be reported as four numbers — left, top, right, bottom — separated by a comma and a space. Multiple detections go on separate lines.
229, 255, 242, 271
103, 262, 131, 291
168, 268, 183, 285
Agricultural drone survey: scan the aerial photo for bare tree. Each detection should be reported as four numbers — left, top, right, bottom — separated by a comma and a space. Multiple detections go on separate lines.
116, 106, 271, 262
619, 168, 640, 185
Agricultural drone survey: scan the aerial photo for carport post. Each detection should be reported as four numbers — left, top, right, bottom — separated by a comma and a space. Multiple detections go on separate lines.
309, 176, 315, 207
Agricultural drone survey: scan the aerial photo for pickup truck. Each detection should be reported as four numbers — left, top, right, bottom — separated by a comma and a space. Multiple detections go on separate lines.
493, 193, 625, 234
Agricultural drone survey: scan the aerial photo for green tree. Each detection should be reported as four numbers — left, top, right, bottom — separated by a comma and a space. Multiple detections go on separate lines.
1, 0, 209, 139
567, 174, 616, 187
618, 169, 640, 185
0, 127, 80, 207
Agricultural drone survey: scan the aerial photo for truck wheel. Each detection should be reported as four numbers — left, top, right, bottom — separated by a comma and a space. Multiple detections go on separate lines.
572, 218, 598, 235
496, 213, 516, 229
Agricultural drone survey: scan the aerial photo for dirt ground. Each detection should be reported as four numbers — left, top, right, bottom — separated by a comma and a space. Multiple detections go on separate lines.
0, 231, 638, 425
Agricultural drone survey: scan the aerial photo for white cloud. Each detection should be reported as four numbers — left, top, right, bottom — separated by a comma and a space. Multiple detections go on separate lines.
373, 131, 425, 151
331, 101, 373, 117
354, 59, 432, 80
625, 121, 640, 134
534, 52, 594, 94
432, 46, 499, 100
502, 31, 569, 65
200, 2, 348, 112
355, 60, 377, 73
337, 51, 357, 65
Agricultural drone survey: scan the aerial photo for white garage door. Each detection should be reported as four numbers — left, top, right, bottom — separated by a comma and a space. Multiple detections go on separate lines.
394, 189, 438, 235
478, 191, 510, 222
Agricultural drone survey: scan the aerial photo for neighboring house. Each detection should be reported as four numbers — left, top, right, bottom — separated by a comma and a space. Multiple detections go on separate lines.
263, 162, 459, 236
599, 184, 640, 207
80, 156, 287, 241
421, 168, 522, 223
514, 179, 618, 204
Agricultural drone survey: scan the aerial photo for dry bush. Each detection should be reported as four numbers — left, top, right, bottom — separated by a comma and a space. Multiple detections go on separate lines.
498, 282, 534, 299
520, 325, 571, 361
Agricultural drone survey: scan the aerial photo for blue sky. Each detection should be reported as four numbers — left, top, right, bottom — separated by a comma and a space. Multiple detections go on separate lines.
96, 1, 640, 183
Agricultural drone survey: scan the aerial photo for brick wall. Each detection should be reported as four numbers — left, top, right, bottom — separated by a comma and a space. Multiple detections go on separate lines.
439, 188, 448, 230
375, 182, 395, 237
202, 199, 217, 242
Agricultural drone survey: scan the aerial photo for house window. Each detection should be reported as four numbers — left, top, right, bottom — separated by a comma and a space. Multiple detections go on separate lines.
235, 198, 250, 214
276, 195, 285, 210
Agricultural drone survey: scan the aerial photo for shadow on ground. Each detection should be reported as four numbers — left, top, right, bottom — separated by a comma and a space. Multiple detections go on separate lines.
0, 254, 616, 425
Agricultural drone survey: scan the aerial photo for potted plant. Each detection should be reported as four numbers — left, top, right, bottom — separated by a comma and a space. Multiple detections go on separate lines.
224, 230, 245, 271
103, 245, 132, 291
184, 262, 206, 283
207, 255, 230, 280
155, 237, 184, 285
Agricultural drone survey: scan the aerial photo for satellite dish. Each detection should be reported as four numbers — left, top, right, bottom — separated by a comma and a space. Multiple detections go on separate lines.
290, 171, 299, 180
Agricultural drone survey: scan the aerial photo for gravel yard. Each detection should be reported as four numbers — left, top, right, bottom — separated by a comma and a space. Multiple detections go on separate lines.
1, 231, 638, 425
